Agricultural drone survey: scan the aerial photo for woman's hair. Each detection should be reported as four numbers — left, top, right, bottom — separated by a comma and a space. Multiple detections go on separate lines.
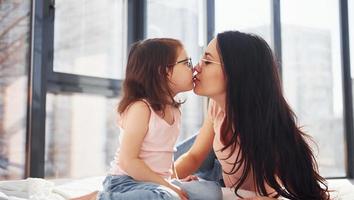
216, 31, 330, 200
118, 38, 183, 114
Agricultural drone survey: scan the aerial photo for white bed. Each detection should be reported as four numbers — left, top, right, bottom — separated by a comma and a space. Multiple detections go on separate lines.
0, 177, 353, 200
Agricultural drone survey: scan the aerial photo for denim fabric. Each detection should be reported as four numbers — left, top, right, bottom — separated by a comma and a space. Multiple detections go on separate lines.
98, 132, 224, 200
97, 175, 222, 200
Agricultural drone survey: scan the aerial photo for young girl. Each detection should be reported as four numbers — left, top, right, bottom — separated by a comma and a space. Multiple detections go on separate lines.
75, 38, 222, 200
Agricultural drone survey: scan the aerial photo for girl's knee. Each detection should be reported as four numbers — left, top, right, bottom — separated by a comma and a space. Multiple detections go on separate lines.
183, 181, 223, 200
156, 186, 180, 200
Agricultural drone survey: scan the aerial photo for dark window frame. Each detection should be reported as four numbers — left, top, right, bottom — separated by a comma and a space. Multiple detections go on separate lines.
26, 0, 353, 179
339, 0, 354, 179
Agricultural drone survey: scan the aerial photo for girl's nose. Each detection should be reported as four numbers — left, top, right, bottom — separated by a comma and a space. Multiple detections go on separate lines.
193, 63, 202, 73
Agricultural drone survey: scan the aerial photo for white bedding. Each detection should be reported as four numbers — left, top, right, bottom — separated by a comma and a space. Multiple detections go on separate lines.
0, 178, 64, 200
0, 177, 353, 200
0, 176, 256, 200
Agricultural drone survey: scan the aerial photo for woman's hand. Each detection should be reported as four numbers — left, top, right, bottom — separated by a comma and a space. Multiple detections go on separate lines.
167, 183, 189, 200
180, 175, 199, 182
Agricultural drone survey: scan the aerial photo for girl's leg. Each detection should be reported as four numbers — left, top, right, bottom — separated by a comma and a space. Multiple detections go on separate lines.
98, 175, 179, 200
171, 179, 223, 200
174, 132, 224, 185
70, 191, 98, 200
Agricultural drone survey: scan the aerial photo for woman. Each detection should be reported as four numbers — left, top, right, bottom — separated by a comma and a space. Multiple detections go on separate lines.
174, 31, 330, 200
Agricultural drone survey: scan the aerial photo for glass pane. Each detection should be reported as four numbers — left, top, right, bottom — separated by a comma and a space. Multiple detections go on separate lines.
281, 0, 345, 177
147, 0, 205, 141
0, 0, 31, 180
215, 0, 272, 46
53, 0, 127, 79
350, 0, 354, 74
45, 93, 120, 178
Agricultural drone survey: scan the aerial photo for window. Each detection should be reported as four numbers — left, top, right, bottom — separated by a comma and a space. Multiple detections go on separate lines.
147, 0, 205, 141
43, 0, 126, 178
45, 93, 120, 178
215, 0, 272, 46
4, 0, 353, 180
53, 0, 127, 79
0, 0, 31, 180
281, 0, 345, 177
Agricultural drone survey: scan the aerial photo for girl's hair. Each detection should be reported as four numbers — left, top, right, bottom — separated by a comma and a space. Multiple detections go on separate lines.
216, 31, 330, 200
118, 38, 183, 115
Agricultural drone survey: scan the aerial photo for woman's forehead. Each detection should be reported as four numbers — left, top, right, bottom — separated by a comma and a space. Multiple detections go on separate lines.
205, 38, 219, 58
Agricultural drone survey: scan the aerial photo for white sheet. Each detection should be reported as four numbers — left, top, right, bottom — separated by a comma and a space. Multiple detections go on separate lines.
53, 176, 104, 199
0, 177, 353, 200
53, 176, 258, 199
0, 178, 64, 200
327, 179, 354, 200
0, 176, 256, 200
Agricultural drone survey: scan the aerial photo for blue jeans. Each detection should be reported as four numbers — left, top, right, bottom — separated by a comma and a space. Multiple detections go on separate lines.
98, 133, 223, 200
97, 175, 222, 200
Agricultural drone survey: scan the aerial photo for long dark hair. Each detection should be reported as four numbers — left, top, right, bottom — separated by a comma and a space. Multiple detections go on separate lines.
118, 38, 182, 114
217, 31, 330, 200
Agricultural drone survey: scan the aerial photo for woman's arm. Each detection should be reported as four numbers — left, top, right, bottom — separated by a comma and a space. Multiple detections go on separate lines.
174, 113, 215, 179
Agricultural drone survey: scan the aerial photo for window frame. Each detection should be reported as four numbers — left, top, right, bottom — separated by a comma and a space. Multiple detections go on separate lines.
26, 0, 353, 179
